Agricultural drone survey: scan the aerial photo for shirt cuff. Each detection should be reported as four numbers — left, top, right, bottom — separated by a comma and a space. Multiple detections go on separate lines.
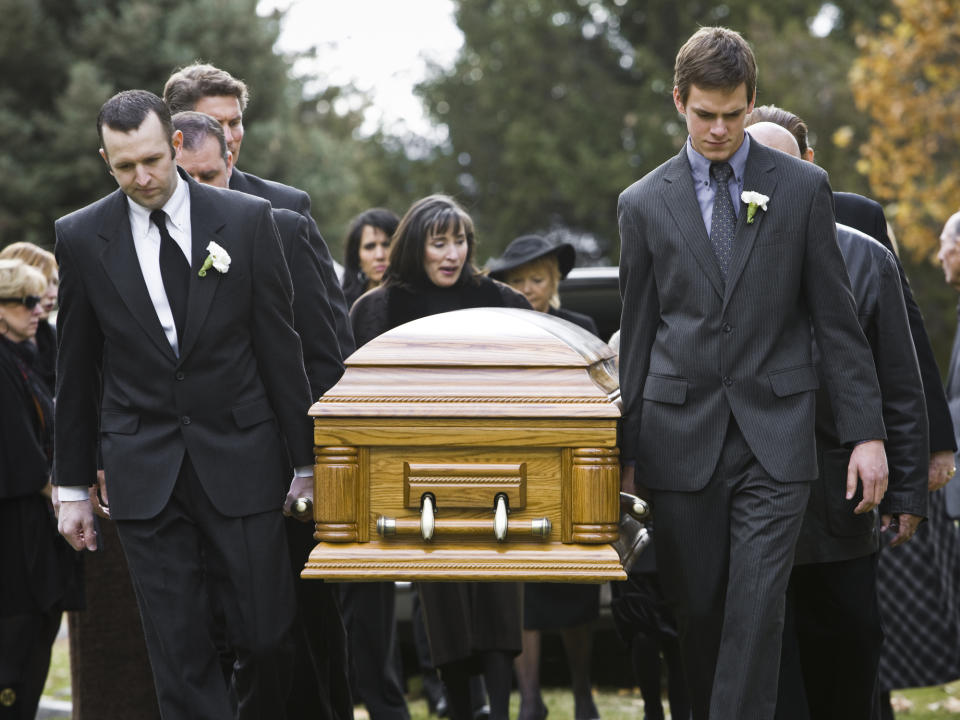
294, 466, 314, 478
58, 486, 91, 501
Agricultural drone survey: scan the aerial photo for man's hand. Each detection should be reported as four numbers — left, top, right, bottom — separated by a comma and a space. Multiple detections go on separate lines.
881, 513, 922, 548
928, 450, 956, 492
58, 500, 98, 551
88, 470, 111, 519
847, 440, 888, 514
283, 473, 314, 522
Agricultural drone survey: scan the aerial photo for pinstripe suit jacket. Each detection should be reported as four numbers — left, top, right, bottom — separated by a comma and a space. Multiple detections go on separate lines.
618, 141, 885, 491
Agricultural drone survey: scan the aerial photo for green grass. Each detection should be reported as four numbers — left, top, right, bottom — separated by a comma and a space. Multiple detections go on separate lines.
42, 629, 960, 719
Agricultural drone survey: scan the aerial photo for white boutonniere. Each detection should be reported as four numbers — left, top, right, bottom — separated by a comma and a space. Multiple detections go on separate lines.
740, 191, 769, 224
198, 241, 231, 277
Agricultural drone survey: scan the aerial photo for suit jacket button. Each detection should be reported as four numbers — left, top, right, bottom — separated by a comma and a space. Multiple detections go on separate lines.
722, 323, 732, 333
175, 371, 185, 381
181, 416, 191, 425
722, 376, 733, 386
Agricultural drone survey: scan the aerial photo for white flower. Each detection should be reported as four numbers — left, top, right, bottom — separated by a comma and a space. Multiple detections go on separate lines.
740, 190, 770, 224
198, 241, 231, 277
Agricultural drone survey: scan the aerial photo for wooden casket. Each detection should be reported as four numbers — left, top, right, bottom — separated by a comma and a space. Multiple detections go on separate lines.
303, 307, 626, 582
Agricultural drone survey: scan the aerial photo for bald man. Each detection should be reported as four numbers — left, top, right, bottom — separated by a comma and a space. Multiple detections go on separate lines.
747, 122, 928, 720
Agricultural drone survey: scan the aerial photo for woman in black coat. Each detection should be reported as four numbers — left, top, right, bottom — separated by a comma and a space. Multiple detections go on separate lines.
341, 208, 400, 309
0, 259, 79, 720
351, 195, 530, 720
487, 235, 601, 720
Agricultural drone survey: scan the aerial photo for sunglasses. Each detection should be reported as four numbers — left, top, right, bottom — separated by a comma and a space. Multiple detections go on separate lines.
0, 295, 42, 309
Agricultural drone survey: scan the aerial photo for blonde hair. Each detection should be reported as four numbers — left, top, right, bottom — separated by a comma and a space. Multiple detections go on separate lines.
504, 255, 562, 309
0, 258, 47, 299
0, 242, 58, 283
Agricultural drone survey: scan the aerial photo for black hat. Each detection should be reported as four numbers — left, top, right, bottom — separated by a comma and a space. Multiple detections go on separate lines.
486, 235, 576, 280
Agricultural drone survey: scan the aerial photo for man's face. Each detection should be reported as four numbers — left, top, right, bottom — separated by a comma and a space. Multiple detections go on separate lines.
100, 112, 182, 211
177, 135, 233, 188
674, 83, 755, 163
938, 232, 960, 290
193, 95, 244, 165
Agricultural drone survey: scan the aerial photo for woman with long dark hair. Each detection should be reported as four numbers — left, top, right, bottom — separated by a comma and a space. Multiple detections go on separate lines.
341, 208, 400, 308
350, 195, 529, 720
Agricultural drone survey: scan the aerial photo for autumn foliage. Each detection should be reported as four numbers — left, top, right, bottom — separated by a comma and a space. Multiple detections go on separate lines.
850, 0, 960, 259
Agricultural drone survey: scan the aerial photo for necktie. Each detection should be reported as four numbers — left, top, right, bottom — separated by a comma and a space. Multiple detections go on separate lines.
710, 162, 736, 277
150, 209, 189, 346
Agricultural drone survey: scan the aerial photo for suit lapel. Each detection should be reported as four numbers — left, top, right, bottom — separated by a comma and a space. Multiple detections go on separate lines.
723, 142, 778, 307
178, 178, 225, 364
98, 190, 178, 363
660, 149, 725, 300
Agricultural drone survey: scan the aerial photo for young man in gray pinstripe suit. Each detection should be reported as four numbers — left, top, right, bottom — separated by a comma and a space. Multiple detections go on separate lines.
617, 27, 888, 720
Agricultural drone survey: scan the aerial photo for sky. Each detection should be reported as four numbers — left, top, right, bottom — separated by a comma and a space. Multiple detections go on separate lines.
257, 0, 463, 137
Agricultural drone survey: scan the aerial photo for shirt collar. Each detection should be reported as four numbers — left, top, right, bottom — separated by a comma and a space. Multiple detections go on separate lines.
685, 132, 751, 185
126, 172, 189, 238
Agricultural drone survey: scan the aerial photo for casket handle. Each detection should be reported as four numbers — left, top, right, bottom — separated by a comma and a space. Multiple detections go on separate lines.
421, 493, 436, 542
493, 494, 509, 542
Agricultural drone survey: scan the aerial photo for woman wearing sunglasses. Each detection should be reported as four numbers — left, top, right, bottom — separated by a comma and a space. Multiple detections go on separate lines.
0, 258, 80, 720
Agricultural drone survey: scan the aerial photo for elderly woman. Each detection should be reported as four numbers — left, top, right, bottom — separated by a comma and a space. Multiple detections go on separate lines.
351, 195, 529, 720
487, 234, 601, 720
341, 207, 401, 308
0, 259, 78, 720
0, 243, 59, 392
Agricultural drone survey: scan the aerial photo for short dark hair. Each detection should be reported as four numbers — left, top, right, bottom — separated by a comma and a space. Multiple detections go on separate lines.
172, 110, 228, 161
97, 90, 174, 151
383, 195, 479, 289
674, 27, 757, 106
746, 104, 810, 155
163, 63, 250, 114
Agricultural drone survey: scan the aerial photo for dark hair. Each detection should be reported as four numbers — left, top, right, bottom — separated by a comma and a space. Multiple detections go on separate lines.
97, 90, 174, 151
674, 27, 757, 106
383, 195, 478, 289
746, 104, 809, 155
163, 63, 250, 114
172, 110, 228, 161
342, 208, 400, 303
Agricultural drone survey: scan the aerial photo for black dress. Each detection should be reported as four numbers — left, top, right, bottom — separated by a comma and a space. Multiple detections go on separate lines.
350, 275, 530, 669
0, 335, 81, 720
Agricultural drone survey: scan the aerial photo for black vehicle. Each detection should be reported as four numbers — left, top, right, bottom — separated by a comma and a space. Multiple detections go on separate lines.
558, 266, 621, 342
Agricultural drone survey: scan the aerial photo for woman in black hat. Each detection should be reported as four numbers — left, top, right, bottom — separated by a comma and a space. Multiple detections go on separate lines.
487, 235, 598, 336
487, 236, 601, 720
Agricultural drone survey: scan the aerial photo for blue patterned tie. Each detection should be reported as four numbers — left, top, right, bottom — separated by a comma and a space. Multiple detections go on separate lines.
710, 162, 736, 277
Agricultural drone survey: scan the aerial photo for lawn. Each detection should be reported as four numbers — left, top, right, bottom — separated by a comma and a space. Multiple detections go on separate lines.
41, 625, 960, 719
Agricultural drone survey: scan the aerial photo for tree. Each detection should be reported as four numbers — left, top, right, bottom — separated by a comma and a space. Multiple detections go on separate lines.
418, 0, 889, 261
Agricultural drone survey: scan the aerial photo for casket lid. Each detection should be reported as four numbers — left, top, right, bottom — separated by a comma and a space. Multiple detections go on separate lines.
311, 307, 620, 418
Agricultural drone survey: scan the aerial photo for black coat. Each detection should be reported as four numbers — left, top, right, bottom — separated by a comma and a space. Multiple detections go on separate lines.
795, 224, 929, 564
230, 168, 356, 358
835, 191, 955, 455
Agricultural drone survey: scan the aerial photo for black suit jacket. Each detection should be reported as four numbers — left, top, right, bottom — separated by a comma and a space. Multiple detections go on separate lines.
618, 142, 885, 489
271, 208, 344, 400
53, 173, 314, 520
796, 224, 928, 564
835, 191, 955, 455
229, 168, 355, 357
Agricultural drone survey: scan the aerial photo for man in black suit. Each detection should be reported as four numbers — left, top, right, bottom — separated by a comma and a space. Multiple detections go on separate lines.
618, 28, 887, 719
173, 109, 354, 720
163, 62, 355, 358
746, 121, 928, 720
747, 104, 957, 492
55, 90, 318, 719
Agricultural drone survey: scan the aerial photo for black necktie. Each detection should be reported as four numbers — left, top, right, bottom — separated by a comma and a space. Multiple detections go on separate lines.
150, 209, 189, 346
710, 162, 736, 277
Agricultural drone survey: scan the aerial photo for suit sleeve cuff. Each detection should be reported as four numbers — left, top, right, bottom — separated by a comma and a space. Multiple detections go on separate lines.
58, 486, 91, 501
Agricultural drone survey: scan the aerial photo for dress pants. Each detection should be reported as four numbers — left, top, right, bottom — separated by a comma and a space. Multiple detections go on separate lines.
651, 418, 810, 720
116, 456, 296, 720
775, 554, 882, 720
